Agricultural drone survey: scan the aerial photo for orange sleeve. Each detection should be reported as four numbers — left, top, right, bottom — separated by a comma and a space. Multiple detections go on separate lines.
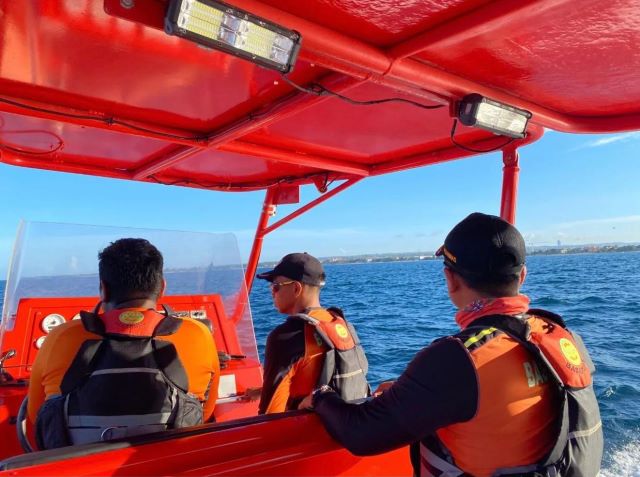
27, 321, 99, 424
27, 349, 46, 425
260, 322, 327, 414
264, 350, 324, 414
160, 318, 219, 421
264, 365, 296, 414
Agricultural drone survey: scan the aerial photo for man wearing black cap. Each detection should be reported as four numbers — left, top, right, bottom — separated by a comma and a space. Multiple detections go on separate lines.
256, 252, 369, 414
302, 213, 602, 477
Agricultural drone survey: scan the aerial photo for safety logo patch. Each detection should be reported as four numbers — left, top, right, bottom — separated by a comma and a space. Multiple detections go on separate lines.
559, 338, 582, 366
335, 323, 349, 339
119, 311, 144, 325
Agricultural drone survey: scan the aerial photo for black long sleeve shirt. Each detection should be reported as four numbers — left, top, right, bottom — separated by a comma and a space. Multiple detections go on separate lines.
314, 337, 478, 456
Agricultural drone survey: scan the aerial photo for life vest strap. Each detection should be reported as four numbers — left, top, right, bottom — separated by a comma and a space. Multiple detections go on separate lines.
80, 303, 182, 338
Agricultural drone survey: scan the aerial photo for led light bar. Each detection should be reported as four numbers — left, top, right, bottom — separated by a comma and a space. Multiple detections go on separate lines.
458, 94, 532, 139
165, 0, 301, 73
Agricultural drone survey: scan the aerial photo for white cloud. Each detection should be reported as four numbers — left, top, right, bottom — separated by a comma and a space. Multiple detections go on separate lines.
578, 131, 640, 149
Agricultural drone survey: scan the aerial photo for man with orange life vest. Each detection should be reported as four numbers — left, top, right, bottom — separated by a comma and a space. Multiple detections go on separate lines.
303, 213, 603, 476
27, 238, 219, 449
256, 252, 369, 414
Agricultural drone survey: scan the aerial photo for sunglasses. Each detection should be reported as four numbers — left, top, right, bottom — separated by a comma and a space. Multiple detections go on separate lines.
270, 280, 297, 292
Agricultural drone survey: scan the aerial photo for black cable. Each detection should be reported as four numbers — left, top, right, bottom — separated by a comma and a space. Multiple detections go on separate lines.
0, 97, 97, 122
281, 76, 326, 96
281, 75, 444, 110
449, 119, 515, 153
0, 97, 207, 142
108, 119, 208, 142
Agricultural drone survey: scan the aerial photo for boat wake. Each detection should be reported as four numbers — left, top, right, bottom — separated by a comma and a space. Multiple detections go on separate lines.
600, 439, 640, 477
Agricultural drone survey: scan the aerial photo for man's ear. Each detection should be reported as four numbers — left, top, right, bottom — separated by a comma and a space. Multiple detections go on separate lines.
443, 267, 461, 294
158, 279, 166, 299
293, 281, 304, 298
99, 280, 109, 302
519, 266, 527, 286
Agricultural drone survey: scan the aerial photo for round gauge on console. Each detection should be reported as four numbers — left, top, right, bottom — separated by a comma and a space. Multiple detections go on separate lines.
35, 336, 47, 349
41, 313, 66, 333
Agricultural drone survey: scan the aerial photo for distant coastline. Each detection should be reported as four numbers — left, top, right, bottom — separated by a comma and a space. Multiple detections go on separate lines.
259, 243, 640, 267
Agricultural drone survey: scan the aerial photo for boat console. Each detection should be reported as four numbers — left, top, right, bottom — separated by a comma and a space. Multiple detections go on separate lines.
0, 222, 263, 459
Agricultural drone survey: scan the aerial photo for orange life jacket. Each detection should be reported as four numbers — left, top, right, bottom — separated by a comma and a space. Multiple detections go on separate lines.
420, 310, 602, 477
261, 308, 369, 413
294, 308, 370, 402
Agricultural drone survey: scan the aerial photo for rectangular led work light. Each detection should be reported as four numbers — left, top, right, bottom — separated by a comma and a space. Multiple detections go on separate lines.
458, 94, 532, 139
165, 0, 301, 73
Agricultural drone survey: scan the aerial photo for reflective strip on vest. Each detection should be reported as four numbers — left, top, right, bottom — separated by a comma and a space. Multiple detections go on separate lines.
333, 369, 364, 379
568, 421, 602, 440
420, 444, 464, 477
463, 327, 498, 348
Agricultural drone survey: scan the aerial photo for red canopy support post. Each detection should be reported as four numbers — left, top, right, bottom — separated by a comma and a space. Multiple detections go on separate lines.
500, 147, 520, 224
232, 188, 276, 324
244, 187, 277, 297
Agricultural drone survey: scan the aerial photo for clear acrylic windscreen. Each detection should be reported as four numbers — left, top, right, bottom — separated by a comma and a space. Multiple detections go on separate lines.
1, 221, 257, 361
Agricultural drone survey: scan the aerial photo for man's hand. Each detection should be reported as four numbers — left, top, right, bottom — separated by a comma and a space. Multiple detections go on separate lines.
298, 393, 314, 410
298, 385, 334, 410
243, 387, 262, 402
373, 380, 395, 397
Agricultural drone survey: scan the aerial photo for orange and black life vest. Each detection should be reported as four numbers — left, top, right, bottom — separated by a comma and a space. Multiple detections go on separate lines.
293, 307, 370, 402
35, 304, 204, 449
419, 309, 603, 477
259, 307, 369, 414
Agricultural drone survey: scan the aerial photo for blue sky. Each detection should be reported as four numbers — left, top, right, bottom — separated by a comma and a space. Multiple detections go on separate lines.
0, 130, 639, 276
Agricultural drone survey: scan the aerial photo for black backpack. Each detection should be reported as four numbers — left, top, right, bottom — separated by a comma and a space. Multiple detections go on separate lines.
36, 306, 203, 449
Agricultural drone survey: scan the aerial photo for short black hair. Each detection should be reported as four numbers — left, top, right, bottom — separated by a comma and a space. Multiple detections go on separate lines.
98, 238, 164, 304
452, 267, 520, 297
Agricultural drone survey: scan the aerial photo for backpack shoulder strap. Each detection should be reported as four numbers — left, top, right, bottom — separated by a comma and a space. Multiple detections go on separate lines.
152, 338, 189, 394
152, 304, 183, 337
79, 302, 106, 336
60, 339, 104, 394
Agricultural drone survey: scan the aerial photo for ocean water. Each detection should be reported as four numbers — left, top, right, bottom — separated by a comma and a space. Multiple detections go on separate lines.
251, 252, 640, 476
1, 252, 638, 474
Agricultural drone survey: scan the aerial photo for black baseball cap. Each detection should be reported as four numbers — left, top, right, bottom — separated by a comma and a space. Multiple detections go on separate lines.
436, 213, 526, 280
257, 252, 326, 287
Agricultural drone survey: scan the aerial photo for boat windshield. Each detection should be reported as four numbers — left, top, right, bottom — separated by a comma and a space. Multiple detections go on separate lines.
0, 221, 257, 361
